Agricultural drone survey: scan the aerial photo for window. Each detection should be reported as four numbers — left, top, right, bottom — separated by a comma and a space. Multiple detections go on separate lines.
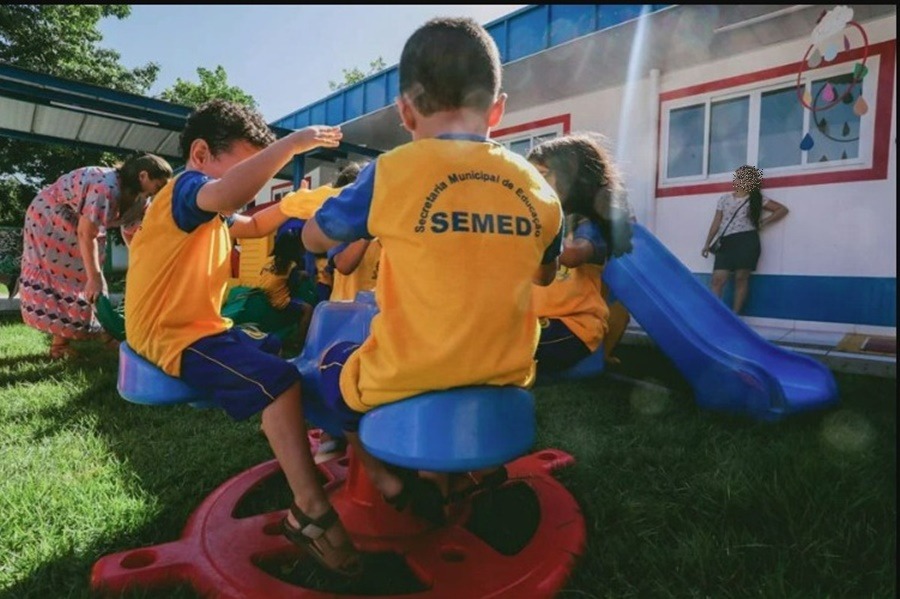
500, 131, 559, 157
661, 59, 875, 185
492, 114, 570, 157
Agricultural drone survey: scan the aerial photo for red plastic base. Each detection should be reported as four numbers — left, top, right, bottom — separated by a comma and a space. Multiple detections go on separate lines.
90, 431, 585, 598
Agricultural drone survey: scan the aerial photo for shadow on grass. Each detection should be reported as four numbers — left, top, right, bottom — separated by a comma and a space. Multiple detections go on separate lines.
4, 333, 896, 599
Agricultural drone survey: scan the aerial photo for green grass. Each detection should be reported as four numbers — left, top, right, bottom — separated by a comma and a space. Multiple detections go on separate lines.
0, 315, 895, 598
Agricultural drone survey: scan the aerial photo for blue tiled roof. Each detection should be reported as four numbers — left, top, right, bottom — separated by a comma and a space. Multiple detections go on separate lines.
272, 4, 671, 130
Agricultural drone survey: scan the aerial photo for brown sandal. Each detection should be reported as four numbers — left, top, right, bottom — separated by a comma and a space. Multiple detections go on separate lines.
49, 342, 79, 360
281, 504, 363, 577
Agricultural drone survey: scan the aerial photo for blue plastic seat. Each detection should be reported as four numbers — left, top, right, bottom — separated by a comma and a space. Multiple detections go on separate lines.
291, 293, 536, 470
359, 386, 535, 472
117, 342, 216, 408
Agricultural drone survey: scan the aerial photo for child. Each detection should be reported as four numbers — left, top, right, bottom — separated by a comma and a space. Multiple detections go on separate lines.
301, 17, 563, 518
278, 164, 361, 305
123, 100, 362, 576
328, 237, 382, 302
526, 133, 634, 373
325, 162, 380, 304
255, 227, 313, 350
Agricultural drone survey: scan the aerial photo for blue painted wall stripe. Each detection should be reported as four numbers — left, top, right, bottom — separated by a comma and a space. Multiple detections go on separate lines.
691, 273, 896, 327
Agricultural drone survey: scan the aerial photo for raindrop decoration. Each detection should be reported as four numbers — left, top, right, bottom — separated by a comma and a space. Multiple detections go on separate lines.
822, 83, 836, 102
803, 89, 812, 106
853, 96, 869, 116
843, 92, 854, 105
800, 133, 814, 151
808, 49, 822, 68
842, 121, 850, 137
841, 150, 848, 160
817, 117, 828, 134
844, 35, 851, 51
823, 43, 839, 61
853, 63, 869, 80
819, 155, 829, 162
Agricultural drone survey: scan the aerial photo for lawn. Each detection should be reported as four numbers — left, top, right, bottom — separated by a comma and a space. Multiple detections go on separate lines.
0, 314, 895, 598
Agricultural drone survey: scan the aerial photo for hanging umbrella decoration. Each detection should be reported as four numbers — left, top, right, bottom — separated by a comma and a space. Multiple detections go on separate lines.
795, 6, 870, 153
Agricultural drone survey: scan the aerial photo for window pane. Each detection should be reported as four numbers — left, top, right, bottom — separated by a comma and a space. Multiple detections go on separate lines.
759, 87, 803, 168
708, 96, 749, 174
598, 5, 645, 30
808, 73, 860, 163
534, 132, 557, 146
508, 6, 547, 61
666, 104, 704, 178
510, 139, 531, 156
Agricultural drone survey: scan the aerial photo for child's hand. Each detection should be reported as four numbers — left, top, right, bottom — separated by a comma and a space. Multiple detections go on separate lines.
292, 125, 342, 152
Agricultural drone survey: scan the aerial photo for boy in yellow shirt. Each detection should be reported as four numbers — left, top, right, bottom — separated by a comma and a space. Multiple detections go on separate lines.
124, 100, 362, 576
303, 18, 563, 519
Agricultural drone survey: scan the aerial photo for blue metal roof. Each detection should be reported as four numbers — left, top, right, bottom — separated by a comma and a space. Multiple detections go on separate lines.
272, 4, 671, 130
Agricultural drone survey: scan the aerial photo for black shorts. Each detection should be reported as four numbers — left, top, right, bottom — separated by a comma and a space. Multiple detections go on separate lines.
714, 230, 761, 272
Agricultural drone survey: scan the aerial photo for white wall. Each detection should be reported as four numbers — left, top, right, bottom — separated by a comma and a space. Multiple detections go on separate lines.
498, 13, 896, 335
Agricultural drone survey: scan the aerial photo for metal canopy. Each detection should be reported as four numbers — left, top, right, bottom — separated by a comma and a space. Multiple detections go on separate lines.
0, 62, 379, 180
0, 62, 194, 161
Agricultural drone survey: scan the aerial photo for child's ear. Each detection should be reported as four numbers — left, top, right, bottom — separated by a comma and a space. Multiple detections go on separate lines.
188, 139, 211, 167
395, 95, 417, 133
487, 93, 507, 129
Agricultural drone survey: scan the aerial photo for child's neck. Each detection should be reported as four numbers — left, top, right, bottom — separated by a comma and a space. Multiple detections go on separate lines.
411, 109, 491, 141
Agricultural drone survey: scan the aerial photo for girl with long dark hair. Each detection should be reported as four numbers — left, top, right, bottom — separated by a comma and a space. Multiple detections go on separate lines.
702, 165, 789, 314
527, 133, 634, 372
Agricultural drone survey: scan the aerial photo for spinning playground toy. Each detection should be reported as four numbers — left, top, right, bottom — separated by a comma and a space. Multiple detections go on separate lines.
91, 292, 589, 598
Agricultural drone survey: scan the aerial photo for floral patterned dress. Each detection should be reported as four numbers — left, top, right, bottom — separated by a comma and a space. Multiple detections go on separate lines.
19, 167, 131, 339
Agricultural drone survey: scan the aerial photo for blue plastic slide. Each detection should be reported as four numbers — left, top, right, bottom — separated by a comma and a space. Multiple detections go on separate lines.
602, 224, 839, 422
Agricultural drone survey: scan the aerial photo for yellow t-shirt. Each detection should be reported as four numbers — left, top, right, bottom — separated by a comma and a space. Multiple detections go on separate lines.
532, 219, 610, 352
314, 134, 563, 412
125, 171, 232, 376
329, 239, 382, 302
532, 220, 610, 352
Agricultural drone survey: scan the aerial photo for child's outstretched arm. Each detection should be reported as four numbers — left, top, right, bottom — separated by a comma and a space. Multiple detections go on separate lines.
302, 162, 376, 254
196, 126, 341, 215
229, 202, 289, 239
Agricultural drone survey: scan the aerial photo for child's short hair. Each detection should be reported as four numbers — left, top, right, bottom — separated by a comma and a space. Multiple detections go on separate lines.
333, 161, 365, 188
399, 17, 501, 116
179, 99, 275, 160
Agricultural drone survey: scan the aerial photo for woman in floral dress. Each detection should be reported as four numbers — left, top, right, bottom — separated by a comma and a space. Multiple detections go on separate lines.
19, 153, 172, 359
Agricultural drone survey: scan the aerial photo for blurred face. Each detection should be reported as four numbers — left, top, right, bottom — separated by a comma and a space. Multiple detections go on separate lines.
732, 167, 761, 195
188, 139, 262, 179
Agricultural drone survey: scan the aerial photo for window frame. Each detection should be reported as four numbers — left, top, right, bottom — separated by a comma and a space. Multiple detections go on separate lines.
656, 39, 893, 197
491, 114, 571, 156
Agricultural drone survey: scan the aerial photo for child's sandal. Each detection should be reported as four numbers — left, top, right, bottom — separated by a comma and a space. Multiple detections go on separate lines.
281, 504, 363, 577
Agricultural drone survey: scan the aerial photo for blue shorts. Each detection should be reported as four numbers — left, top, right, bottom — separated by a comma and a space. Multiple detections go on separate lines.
535, 318, 591, 373
319, 341, 365, 432
180, 327, 300, 421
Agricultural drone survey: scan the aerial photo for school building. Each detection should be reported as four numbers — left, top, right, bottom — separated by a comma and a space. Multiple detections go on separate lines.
254, 4, 897, 356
